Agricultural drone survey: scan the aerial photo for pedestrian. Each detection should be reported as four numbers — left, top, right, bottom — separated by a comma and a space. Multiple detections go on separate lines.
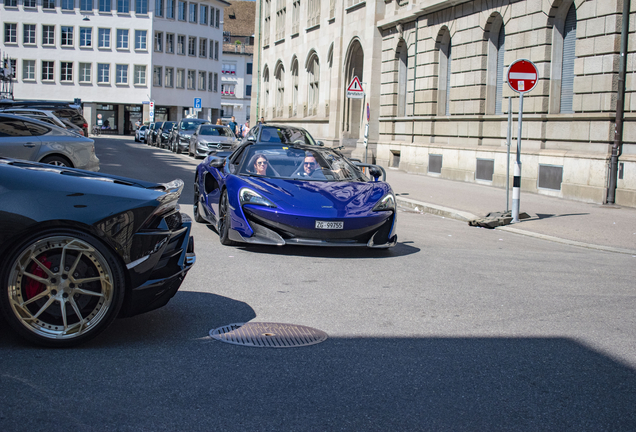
228, 116, 238, 137
216, 118, 223, 125
240, 120, 250, 138
259, 117, 265, 125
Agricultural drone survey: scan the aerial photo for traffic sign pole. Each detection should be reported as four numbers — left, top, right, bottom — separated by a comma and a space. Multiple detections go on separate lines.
512, 93, 523, 223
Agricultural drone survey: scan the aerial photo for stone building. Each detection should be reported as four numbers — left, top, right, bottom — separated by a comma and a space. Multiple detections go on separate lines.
252, 0, 636, 207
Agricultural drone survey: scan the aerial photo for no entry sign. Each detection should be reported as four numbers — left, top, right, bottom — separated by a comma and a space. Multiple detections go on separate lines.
507, 59, 538, 93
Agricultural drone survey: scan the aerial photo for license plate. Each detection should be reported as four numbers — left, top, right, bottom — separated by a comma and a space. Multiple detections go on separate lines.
315, 221, 344, 230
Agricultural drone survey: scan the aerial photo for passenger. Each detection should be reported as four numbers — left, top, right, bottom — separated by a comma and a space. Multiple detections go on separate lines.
253, 154, 269, 176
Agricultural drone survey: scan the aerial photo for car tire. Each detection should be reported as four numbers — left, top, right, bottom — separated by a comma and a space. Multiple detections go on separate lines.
0, 229, 126, 347
135, 136, 139, 142
175, 143, 181, 155
193, 180, 206, 224
218, 190, 238, 246
40, 155, 73, 168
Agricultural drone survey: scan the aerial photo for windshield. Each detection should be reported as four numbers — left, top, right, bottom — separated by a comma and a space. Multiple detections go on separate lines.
162, 122, 175, 130
200, 126, 234, 137
181, 120, 206, 130
238, 144, 367, 182
258, 127, 316, 145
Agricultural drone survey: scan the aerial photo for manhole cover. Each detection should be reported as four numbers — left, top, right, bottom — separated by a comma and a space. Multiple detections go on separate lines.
209, 322, 328, 348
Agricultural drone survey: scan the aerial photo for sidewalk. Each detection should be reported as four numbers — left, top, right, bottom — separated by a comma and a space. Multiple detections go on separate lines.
386, 169, 636, 255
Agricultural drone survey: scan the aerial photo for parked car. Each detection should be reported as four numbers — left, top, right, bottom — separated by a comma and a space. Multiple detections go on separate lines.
194, 141, 397, 248
59, 117, 86, 136
0, 157, 195, 347
0, 100, 89, 137
240, 124, 323, 146
146, 122, 157, 146
0, 108, 67, 129
0, 113, 99, 171
135, 125, 148, 142
169, 118, 210, 154
188, 124, 239, 158
148, 121, 164, 147
157, 121, 176, 149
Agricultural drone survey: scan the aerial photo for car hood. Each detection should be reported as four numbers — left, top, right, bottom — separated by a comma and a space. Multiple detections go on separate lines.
239, 176, 391, 217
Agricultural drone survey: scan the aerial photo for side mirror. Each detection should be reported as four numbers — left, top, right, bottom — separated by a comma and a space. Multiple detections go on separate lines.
316, 140, 324, 146
209, 156, 226, 168
247, 136, 256, 142
368, 166, 382, 181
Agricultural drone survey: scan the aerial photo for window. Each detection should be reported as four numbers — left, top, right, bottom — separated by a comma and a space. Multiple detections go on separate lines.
166, 33, 174, 53
213, 72, 218, 92
166, 0, 174, 18
4, 24, 17, 44
134, 65, 146, 85
23, 24, 36, 45
214, 41, 219, 60
79, 62, 91, 82
177, 35, 185, 54
5, 0, 17, 6
117, 0, 129, 13
188, 36, 196, 56
42, 25, 55, 46
155, 0, 163, 17
210, 8, 215, 26
247, 63, 253, 75
99, 0, 111, 12
275, 64, 285, 117
263, 0, 270, 46
153, 66, 162, 86
246, 85, 252, 96
215, 7, 220, 27
117, 29, 128, 49
42, 61, 55, 81
98, 28, 111, 48
200, 5, 208, 24
307, 0, 320, 27
136, 0, 147, 14
165, 67, 174, 87
81, 0, 92, 11
9, 59, 16, 79
208, 72, 213, 91
61, 62, 73, 82
23, 60, 36, 81
396, 41, 408, 117
61, 26, 74, 46
199, 38, 207, 57
62, 0, 74, 10
154, 31, 163, 51
292, 0, 300, 35
43, 0, 55, 9
187, 69, 195, 89
560, 4, 577, 113
79, 27, 92, 47
24, 0, 36, 7
437, 30, 452, 116
307, 53, 319, 116
198, 71, 206, 90
276, 0, 286, 41
116, 64, 128, 84
291, 58, 298, 115
97, 63, 110, 83
135, 30, 147, 50
176, 68, 185, 88
189, 3, 197, 22
178, 0, 186, 20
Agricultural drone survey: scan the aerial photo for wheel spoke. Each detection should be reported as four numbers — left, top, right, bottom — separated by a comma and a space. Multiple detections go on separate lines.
68, 297, 84, 323
31, 297, 56, 320
60, 299, 68, 330
21, 271, 50, 285
74, 276, 102, 284
68, 251, 84, 279
74, 287, 105, 297
22, 289, 51, 306
29, 257, 55, 279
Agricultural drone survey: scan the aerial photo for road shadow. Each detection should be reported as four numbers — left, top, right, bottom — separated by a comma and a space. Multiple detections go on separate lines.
535, 213, 590, 220
1, 297, 634, 431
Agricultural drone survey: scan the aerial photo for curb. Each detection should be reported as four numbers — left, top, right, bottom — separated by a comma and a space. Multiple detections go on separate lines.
396, 197, 636, 256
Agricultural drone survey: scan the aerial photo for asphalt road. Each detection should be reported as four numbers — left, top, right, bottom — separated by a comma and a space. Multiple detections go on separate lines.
1, 137, 635, 431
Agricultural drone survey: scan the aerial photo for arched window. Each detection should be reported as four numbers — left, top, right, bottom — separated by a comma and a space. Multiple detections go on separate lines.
275, 63, 285, 118
262, 65, 270, 118
291, 57, 299, 116
436, 29, 451, 116
397, 40, 408, 117
327, 44, 333, 117
486, 15, 506, 115
560, 4, 576, 113
307, 52, 320, 116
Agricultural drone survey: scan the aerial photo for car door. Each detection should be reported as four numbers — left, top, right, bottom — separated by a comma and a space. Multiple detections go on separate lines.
0, 117, 42, 161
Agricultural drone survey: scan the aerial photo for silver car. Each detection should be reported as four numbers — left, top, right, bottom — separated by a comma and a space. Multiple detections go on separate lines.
188, 124, 238, 158
0, 113, 100, 171
135, 125, 147, 142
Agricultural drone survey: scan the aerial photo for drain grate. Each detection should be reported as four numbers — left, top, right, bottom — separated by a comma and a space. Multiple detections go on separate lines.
209, 322, 328, 348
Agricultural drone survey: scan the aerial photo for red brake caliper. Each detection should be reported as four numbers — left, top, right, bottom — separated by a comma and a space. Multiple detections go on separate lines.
25, 255, 53, 300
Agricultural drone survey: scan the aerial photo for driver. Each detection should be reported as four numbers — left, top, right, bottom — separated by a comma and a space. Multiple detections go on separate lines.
297, 154, 324, 178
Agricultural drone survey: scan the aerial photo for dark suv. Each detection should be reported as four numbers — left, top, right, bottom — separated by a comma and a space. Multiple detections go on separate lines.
169, 118, 210, 154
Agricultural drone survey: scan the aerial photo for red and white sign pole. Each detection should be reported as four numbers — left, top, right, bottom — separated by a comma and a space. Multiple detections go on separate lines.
507, 59, 538, 222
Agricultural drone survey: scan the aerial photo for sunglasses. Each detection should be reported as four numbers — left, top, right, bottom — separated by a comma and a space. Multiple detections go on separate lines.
256, 161, 268, 165
304, 162, 316, 166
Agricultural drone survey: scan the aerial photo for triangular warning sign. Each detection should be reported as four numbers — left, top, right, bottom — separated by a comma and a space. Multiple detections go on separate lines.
347, 76, 364, 92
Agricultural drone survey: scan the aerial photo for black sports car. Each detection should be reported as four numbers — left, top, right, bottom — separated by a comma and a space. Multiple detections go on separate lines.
0, 157, 195, 347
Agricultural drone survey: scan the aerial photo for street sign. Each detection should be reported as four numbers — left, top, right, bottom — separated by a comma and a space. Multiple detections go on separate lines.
194, 98, 202, 109
149, 100, 155, 122
347, 76, 364, 99
507, 59, 538, 93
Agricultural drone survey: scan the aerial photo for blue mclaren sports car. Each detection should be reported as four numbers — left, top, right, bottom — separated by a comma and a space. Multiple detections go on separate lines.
194, 142, 397, 248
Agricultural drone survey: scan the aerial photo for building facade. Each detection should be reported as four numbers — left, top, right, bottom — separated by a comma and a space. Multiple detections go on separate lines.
1, 0, 229, 133
252, 0, 636, 208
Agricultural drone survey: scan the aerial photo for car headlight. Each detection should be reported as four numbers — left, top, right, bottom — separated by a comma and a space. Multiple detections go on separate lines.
372, 193, 395, 211
197, 142, 208, 149
239, 188, 277, 208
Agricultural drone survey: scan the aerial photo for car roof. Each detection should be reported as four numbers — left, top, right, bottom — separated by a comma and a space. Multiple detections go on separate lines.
0, 113, 68, 132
